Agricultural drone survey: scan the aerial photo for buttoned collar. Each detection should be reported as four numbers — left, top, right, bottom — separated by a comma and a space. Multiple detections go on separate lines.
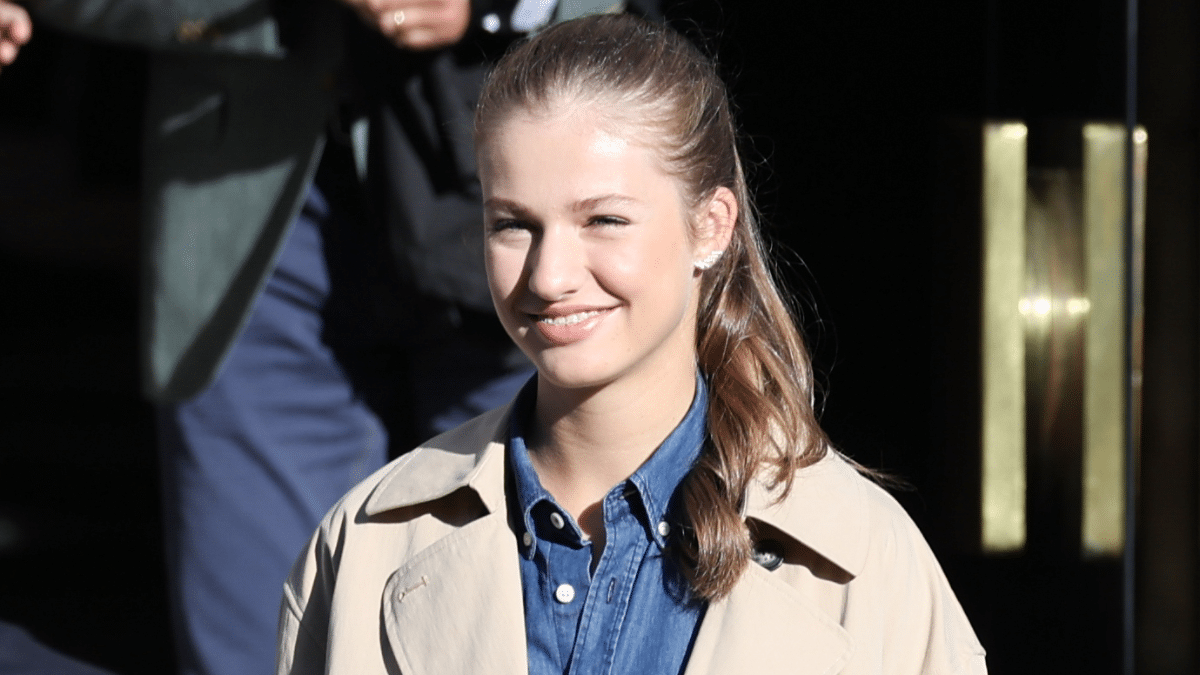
626, 376, 708, 547
363, 399, 871, 579
505, 377, 565, 555
504, 375, 709, 556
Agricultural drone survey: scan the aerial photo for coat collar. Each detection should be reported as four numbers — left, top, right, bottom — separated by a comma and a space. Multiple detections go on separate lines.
743, 450, 872, 578
363, 403, 871, 578
363, 403, 513, 518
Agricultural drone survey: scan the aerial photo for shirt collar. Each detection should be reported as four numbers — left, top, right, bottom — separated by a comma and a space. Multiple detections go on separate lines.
506, 377, 555, 552
363, 389, 871, 579
506, 374, 709, 553
625, 375, 707, 546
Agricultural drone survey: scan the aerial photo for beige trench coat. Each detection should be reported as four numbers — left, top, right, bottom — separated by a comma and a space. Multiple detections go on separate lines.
277, 404, 987, 675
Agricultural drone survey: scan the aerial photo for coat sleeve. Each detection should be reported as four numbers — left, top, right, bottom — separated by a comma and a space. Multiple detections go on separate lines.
276, 520, 336, 675
27, 0, 283, 54
842, 489, 987, 675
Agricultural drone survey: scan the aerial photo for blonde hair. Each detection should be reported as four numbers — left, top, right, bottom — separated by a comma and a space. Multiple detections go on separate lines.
476, 14, 829, 601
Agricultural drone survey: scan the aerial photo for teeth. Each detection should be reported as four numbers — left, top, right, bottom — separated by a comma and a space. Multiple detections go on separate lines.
539, 310, 604, 326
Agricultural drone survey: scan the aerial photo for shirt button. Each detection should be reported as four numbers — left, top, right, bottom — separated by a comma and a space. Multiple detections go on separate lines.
657, 521, 671, 537
549, 512, 566, 529
522, 531, 534, 548
554, 583, 576, 604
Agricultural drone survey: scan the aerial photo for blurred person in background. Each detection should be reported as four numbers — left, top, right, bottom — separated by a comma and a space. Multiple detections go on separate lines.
17, 1, 656, 674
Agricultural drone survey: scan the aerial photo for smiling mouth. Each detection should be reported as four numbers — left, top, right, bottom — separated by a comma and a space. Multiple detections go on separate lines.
527, 307, 615, 346
535, 310, 608, 326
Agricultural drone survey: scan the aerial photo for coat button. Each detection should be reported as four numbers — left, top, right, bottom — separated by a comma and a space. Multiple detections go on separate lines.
522, 531, 534, 548
549, 512, 565, 529
657, 521, 671, 538
554, 583, 576, 604
751, 539, 784, 571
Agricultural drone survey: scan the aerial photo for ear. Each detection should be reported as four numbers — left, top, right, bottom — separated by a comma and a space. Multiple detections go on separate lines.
694, 186, 738, 259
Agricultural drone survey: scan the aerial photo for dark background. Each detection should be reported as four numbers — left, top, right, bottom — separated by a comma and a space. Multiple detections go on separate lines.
0, 1, 1195, 673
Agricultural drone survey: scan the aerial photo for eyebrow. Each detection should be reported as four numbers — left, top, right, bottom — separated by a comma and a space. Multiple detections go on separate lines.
482, 197, 533, 218
571, 194, 640, 212
483, 194, 641, 215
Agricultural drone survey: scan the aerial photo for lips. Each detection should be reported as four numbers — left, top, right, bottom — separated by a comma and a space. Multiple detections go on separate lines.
529, 307, 615, 345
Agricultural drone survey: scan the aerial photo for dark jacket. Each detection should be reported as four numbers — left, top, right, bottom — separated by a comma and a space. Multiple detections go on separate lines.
28, 0, 661, 400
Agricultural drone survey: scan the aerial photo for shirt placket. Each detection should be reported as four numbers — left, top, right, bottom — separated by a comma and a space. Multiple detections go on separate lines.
536, 503, 592, 667
565, 486, 651, 675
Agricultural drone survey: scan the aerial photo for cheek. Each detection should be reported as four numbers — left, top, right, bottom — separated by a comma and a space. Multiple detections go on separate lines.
599, 236, 695, 308
485, 245, 525, 301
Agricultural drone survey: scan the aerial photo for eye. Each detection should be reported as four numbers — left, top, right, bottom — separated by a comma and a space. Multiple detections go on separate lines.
488, 218, 531, 233
588, 215, 630, 227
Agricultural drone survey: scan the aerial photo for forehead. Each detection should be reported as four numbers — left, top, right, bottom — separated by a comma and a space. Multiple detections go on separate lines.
481, 96, 669, 166
478, 103, 694, 221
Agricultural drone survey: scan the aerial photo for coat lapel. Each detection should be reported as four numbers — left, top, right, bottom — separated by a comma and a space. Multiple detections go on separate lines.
380, 511, 528, 675
684, 554, 853, 675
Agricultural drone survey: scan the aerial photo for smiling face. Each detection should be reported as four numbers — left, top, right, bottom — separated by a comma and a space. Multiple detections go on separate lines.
480, 103, 731, 398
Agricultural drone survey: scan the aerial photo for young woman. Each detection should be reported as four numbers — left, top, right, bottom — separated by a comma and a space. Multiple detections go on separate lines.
276, 14, 986, 675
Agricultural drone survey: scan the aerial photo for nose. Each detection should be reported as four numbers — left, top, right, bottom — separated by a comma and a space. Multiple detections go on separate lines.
526, 225, 586, 301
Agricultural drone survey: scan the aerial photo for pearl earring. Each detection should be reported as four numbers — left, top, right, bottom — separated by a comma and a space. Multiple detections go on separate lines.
694, 250, 723, 270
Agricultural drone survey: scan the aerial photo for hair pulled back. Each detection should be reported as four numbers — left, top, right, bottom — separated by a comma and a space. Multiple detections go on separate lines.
475, 14, 829, 601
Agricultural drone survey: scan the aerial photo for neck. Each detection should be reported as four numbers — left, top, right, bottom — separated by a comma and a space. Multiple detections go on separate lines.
527, 364, 697, 536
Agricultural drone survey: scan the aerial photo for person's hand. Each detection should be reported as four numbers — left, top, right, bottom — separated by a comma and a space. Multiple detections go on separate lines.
0, 1, 32, 72
341, 0, 470, 51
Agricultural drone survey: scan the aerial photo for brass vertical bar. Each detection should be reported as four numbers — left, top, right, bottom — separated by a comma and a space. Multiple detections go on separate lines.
981, 122, 1028, 553
1081, 125, 1147, 558
1082, 124, 1128, 556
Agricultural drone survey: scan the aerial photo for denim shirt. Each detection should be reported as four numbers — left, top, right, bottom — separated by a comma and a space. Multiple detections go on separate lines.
507, 376, 709, 675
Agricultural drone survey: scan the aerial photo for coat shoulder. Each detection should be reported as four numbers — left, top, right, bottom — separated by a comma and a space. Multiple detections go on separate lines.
826, 456, 989, 673
277, 404, 516, 675
314, 402, 513, 528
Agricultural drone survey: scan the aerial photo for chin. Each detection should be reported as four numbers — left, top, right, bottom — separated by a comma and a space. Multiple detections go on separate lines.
531, 356, 618, 392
